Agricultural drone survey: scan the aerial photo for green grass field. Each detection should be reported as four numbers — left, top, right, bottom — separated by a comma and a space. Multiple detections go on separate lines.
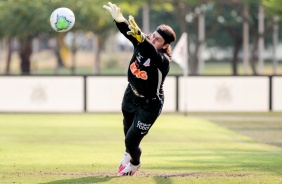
0, 113, 282, 184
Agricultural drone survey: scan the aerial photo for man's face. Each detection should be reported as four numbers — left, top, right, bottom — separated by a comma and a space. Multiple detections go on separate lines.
150, 31, 166, 50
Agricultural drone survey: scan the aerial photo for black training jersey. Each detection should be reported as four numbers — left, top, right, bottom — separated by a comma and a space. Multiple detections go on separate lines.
116, 21, 171, 98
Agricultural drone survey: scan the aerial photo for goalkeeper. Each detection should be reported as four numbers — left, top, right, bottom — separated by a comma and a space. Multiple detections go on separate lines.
103, 2, 176, 176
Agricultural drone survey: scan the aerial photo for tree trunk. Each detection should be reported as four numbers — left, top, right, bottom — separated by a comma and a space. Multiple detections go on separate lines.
198, 12, 205, 75
189, 54, 198, 75
172, 1, 192, 74
54, 44, 64, 75
272, 16, 279, 75
242, 4, 250, 75
225, 26, 242, 76
231, 40, 241, 76
71, 51, 76, 75
56, 33, 66, 72
93, 37, 103, 75
142, 2, 150, 33
250, 35, 258, 75
5, 37, 12, 74
257, 4, 264, 74
70, 34, 77, 75
19, 38, 32, 74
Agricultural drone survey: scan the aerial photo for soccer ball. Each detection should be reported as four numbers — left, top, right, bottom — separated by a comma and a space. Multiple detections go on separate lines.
50, 7, 75, 32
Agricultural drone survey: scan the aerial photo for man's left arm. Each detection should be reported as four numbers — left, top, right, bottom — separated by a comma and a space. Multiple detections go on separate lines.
127, 15, 169, 66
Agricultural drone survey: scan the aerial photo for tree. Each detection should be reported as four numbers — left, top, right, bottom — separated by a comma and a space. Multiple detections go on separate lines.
0, 0, 142, 75
170, 0, 220, 75
168, 0, 278, 75
263, 0, 282, 75
0, 0, 51, 74
212, 0, 276, 75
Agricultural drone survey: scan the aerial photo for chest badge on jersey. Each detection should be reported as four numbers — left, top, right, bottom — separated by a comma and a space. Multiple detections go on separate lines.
143, 58, 151, 67
130, 62, 148, 80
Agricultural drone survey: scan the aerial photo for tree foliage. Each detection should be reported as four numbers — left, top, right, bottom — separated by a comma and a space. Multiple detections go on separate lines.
0, 0, 142, 74
0, 0, 280, 75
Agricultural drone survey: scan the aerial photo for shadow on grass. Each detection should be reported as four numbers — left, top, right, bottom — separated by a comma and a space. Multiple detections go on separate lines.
40, 176, 173, 184
148, 148, 282, 176
40, 176, 112, 184
153, 177, 172, 184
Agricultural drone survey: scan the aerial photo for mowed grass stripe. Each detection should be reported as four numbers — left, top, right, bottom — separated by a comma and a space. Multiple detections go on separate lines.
0, 114, 281, 184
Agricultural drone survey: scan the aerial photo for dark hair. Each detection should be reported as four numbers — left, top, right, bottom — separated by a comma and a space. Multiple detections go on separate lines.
156, 24, 176, 56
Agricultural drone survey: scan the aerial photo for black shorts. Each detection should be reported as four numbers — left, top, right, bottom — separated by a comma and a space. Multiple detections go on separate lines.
121, 84, 164, 135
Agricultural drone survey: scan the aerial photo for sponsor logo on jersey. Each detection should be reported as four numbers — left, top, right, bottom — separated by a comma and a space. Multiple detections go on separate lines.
130, 62, 148, 80
136, 53, 143, 62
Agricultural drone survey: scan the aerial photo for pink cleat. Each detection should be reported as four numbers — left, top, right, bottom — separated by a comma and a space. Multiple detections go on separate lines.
117, 162, 141, 176
118, 152, 131, 173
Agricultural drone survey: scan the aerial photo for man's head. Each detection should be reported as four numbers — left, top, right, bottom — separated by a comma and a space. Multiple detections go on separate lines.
149, 24, 176, 56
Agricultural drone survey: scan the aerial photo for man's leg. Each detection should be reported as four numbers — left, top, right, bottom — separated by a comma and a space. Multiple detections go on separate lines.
124, 123, 144, 165
118, 109, 135, 172
122, 109, 134, 138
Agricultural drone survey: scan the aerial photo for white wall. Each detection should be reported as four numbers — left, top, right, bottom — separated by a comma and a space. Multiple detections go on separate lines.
86, 76, 177, 112
272, 77, 282, 111
0, 76, 278, 113
179, 77, 269, 112
0, 77, 84, 112
87, 76, 128, 112
162, 77, 177, 112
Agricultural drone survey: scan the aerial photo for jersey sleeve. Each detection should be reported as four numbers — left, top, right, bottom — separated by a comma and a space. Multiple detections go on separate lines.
115, 21, 138, 47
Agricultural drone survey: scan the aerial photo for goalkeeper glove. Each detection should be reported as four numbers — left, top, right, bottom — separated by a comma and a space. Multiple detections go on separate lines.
127, 15, 146, 43
103, 2, 126, 23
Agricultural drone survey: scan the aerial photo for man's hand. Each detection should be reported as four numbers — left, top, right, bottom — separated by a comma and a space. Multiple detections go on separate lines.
103, 2, 126, 23
127, 15, 146, 43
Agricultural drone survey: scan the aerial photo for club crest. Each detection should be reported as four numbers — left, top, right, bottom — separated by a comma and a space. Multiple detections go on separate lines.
143, 59, 151, 67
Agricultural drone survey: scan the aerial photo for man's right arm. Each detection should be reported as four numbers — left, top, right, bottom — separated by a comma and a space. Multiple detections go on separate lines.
103, 2, 138, 46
